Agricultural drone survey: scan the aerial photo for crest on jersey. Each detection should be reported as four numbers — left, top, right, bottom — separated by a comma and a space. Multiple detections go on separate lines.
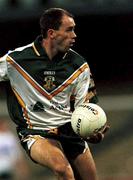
43, 75, 56, 91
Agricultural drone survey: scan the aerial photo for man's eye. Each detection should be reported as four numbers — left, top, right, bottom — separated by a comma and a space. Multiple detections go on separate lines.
67, 28, 74, 32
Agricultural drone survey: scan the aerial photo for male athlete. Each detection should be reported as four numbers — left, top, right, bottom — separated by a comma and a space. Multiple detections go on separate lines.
0, 8, 109, 180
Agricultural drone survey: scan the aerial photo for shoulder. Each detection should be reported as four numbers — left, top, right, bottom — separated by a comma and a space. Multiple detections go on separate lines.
68, 49, 87, 65
68, 49, 86, 61
67, 49, 89, 70
8, 43, 33, 60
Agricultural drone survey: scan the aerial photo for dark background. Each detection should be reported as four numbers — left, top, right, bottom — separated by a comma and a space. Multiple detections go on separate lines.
0, 2, 133, 84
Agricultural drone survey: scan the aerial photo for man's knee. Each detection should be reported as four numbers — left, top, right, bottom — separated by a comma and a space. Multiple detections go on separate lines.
54, 163, 74, 179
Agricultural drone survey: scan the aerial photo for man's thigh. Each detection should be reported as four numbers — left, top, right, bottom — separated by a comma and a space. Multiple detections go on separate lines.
30, 137, 70, 170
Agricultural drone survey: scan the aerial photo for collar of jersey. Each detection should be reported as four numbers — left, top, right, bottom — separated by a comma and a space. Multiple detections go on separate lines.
33, 35, 67, 62
33, 35, 48, 57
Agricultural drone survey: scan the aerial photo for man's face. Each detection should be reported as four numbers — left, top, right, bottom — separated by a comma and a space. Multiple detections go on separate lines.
53, 15, 77, 53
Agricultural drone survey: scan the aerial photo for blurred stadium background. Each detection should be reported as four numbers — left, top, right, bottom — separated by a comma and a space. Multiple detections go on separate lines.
0, 1, 133, 180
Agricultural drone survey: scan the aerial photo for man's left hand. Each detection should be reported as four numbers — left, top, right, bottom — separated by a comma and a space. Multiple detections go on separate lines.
85, 123, 110, 144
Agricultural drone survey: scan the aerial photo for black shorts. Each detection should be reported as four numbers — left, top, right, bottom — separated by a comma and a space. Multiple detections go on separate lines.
17, 122, 88, 160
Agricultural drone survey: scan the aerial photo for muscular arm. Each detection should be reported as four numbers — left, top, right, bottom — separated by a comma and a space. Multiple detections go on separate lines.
70, 65, 98, 111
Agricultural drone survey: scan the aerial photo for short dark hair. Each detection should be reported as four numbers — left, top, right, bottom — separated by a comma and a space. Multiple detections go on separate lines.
40, 8, 74, 38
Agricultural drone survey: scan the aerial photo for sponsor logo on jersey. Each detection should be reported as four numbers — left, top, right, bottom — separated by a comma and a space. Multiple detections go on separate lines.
43, 71, 55, 75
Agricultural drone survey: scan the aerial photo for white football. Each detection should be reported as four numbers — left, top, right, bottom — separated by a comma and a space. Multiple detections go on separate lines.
71, 103, 107, 138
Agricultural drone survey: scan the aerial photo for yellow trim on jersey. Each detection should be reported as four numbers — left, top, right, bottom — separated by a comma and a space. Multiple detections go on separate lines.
12, 88, 33, 129
32, 43, 40, 56
51, 63, 89, 97
7, 55, 52, 100
7, 56, 89, 101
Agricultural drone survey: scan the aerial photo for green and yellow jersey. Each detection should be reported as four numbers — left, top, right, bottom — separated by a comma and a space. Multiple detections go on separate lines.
0, 36, 98, 130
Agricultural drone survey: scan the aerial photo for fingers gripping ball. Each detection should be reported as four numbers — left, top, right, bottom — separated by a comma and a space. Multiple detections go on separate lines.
71, 103, 107, 138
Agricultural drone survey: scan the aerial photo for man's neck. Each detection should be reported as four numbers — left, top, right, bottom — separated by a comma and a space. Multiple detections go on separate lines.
41, 39, 57, 60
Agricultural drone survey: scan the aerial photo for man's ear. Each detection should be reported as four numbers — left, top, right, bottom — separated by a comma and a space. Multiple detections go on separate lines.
47, 29, 56, 39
